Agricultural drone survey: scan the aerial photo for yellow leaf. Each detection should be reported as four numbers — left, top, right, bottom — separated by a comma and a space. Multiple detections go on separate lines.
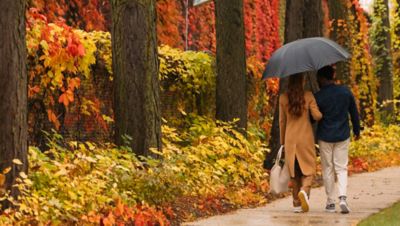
2, 167, 11, 174
86, 142, 96, 151
40, 40, 49, 51
68, 190, 78, 200
0, 174, 5, 186
12, 159, 23, 165
55, 168, 68, 176
24, 178, 33, 186
19, 172, 28, 179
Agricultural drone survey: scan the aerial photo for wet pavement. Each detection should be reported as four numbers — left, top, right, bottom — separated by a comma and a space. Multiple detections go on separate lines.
184, 167, 400, 226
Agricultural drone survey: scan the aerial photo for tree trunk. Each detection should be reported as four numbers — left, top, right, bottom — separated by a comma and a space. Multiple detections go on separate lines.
267, 0, 322, 165
303, 0, 323, 92
394, 0, 400, 101
214, 0, 248, 130
327, 0, 350, 83
372, 0, 394, 117
284, 0, 305, 43
304, 0, 323, 38
111, 0, 162, 156
0, 0, 28, 209
345, 3, 376, 126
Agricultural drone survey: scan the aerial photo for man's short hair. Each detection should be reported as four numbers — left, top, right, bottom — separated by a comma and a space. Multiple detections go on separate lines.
317, 65, 334, 80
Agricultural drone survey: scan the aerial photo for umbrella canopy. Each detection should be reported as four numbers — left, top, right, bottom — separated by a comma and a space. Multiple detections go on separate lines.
262, 37, 350, 79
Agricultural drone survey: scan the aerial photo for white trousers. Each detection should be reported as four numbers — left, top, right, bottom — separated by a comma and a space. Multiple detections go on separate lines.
318, 138, 350, 204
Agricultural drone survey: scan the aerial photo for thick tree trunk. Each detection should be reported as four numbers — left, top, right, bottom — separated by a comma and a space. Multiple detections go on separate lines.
303, 0, 323, 92
111, 0, 162, 156
372, 0, 394, 117
397, 0, 400, 42
327, 0, 350, 83
394, 0, 400, 101
214, 0, 248, 130
284, 0, 305, 43
304, 0, 323, 38
267, 0, 322, 166
0, 0, 28, 209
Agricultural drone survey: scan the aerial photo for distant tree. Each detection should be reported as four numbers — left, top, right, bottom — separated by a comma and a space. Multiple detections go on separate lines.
393, 0, 400, 102
111, 0, 162, 156
327, 0, 351, 83
0, 0, 28, 209
214, 0, 248, 130
342, 1, 377, 126
371, 0, 394, 117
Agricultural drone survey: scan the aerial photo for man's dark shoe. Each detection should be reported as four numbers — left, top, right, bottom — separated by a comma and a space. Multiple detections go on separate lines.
339, 196, 350, 214
325, 203, 335, 213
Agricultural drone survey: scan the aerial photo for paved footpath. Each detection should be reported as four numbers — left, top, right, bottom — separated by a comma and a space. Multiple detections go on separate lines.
184, 167, 400, 226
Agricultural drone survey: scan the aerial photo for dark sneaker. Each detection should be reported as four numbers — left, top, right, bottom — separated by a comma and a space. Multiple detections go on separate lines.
339, 196, 350, 214
325, 203, 335, 213
298, 190, 310, 212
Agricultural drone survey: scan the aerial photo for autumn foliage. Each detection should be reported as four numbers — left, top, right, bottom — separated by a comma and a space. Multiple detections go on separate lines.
0, 118, 268, 225
30, 0, 282, 61
29, 0, 110, 31
0, 0, 397, 225
157, 0, 185, 48
26, 8, 113, 147
184, 0, 281, 62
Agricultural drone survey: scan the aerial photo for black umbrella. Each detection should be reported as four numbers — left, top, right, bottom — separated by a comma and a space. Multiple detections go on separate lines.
262, 37, 350, 79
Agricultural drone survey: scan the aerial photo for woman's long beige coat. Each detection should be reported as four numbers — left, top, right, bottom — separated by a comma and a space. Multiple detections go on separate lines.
279, 91, 322, 177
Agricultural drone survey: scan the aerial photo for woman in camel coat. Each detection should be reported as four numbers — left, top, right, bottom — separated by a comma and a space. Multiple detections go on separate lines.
279, 73, 322, 213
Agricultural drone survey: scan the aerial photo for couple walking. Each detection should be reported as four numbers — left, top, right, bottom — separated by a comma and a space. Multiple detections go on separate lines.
279, 65, 361, 214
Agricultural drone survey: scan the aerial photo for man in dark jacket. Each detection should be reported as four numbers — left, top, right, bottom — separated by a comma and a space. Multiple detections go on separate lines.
315, 66, 361, 214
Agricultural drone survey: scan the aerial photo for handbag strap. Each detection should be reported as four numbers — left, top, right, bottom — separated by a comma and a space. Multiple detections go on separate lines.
275, 145, 284, 165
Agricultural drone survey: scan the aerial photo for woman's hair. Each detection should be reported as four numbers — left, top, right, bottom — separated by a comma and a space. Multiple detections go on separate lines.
287, 73, 305, 118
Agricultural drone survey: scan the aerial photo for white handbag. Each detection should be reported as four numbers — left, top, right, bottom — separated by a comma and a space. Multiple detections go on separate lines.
269, 145, 290, 194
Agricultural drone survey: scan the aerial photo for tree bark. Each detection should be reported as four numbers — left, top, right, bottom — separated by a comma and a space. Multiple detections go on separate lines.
267, 0, 322, 165
397, 0, 400, 42
394, 0, 400, 101
111, 0, 162, 156
327, 0, 350, 83
303, 0, 323, 92
0, 0, 28, 208
214, 0, 248, 130
372, 0, 394, 116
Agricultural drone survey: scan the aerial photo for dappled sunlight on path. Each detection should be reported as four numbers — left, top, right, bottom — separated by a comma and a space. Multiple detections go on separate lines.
184, 167, 400, 226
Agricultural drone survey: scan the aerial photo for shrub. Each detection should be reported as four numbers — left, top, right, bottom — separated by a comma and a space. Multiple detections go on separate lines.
0, 115, 267, 225
349, 124, 400, 173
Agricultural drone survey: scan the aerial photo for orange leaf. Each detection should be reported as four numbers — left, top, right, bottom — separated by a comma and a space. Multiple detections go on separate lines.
66, 90, 74, 102
67, 34, 85, 57
77, 43, 85, 56
68, 77, 81, 91
134, 213, 146, 226
28, 85, 40, 97
114, 199, 124, 217
58, 93, 69, 106
47, 109, 56, 122
104, 212, 116, 226
47, 109, 60, 130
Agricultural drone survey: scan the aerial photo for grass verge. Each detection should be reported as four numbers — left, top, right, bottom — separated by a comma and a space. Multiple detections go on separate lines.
358, 201, 400, 226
